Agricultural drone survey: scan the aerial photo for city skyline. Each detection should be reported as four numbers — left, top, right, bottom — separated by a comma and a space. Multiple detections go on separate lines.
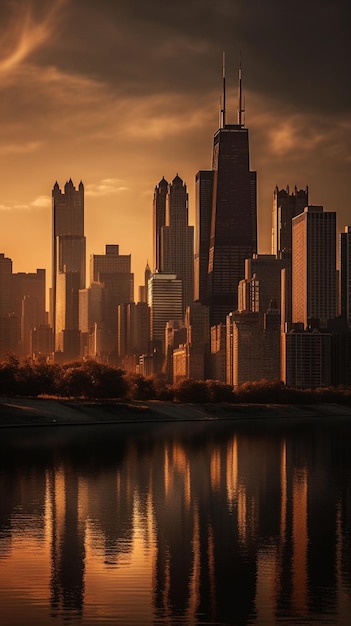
0, 1, 350, 294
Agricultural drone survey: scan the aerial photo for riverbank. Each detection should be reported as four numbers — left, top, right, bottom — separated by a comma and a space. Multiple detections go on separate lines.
1, 396, 351, 427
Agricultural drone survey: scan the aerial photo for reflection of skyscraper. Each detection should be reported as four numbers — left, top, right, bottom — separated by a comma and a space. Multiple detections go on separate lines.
160, 175, 194, 311
206, 61, 257, 325
52, 180, 86, 354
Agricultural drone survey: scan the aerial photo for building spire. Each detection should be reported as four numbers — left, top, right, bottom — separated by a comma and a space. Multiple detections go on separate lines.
238, 51, 245, 126
221, 51, 226, 128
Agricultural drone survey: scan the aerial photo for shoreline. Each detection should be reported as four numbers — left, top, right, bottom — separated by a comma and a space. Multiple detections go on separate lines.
2, 396, 351, 428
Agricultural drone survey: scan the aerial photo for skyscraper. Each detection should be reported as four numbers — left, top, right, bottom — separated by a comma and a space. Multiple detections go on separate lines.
272, 185, 309, 258
194, 170, 214, 303
292, 205, 337, 328
153, 177, 168, 272
52, 180, 86, 353
206, 60, 257, 325
89, 244, 134, 355
160, 175, 194, 311
340, 226, 351, 326
148, 272, 183, 355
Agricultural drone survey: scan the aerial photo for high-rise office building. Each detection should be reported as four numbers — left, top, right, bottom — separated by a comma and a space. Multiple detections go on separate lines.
160, 175, 194, 311
153, 177, 168, 272
52, 180, 86, 353
272, 186, 309, 258
117, 301, 150, 364
240, 254, 286, 317
0, 253, 12, 315
55, 271, 81, 359
292, 206, 337, 328
148, 272, 183, 356
194, 170, 214, 302
340, 226, 351, 326
206, 61, 257, 325
138, 261, 151, 303
89, 244, 134, 356
12, 269, 46, 356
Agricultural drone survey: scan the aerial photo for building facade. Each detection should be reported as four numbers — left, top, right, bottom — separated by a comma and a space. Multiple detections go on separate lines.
292, 206, 337, 328
160, 175, 194, 312
340, 226, 351, 326
52, 180, 86, 354
148, 272, 183, 357
272, 185, 308, 258
206, 67, 257, 325
194, 170, 214, 303
153, 177, 168, 272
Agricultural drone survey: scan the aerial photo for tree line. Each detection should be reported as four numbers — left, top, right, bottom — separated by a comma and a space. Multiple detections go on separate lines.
1, 354, 351, 404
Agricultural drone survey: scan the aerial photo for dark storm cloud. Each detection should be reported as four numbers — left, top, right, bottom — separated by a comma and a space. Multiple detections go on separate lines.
26, 0, 350, 117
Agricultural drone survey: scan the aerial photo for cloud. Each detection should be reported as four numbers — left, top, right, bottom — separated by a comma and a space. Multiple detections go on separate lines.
30, 195, 51, 208
0, 195, 50, 212
0, 140, 43, 156
85, 179, 129, 198
0, 0, 68, 75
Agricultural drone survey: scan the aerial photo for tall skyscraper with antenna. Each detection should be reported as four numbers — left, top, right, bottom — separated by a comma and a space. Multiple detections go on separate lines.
204, 56, 257, 325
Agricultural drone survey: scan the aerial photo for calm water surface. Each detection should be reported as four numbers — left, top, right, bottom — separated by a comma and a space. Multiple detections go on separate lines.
1, 415, 351, 625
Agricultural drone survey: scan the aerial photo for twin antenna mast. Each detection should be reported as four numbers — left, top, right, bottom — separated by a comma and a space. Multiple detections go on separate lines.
220, 52, 245, 128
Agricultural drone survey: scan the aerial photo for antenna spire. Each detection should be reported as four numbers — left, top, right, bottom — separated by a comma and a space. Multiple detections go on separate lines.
238, 51, 245, 126
221, 51, 226, 128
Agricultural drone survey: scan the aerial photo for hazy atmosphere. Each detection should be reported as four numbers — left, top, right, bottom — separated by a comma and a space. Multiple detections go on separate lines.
0, 0, 350, 293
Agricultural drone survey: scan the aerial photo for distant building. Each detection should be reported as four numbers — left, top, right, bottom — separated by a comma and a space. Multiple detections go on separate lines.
138, 262, 151, 304
0, 253, 12, 316
226, 310, 280, 389
194, 170, 214, 303
12, 269, 46, 356
160, 175, 194, 312
52, 180, 86, 351
117, 301, 150, 370
148, 272, 183, 358
55, 271, 81, 359
243, 255, 286, 317
271, 185, 308, 258
31, 324, 54, 359
0, 313, 19, 359
206, 64, 257, 325
89, 245, 134, 356
210, 323, 226, 382
340, 226, 351, 326
153, 177, 168, 272
281, 326, 332, 388
292, 206, 337, 328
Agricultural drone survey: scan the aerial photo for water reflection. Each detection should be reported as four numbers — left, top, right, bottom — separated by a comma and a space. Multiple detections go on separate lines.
0, 417, 351, 625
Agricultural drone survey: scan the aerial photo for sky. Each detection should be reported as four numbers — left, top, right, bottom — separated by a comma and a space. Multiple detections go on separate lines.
0, 0, 350, 303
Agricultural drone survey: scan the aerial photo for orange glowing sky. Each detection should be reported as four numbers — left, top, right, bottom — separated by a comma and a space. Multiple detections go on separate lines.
1, 0, 350, 300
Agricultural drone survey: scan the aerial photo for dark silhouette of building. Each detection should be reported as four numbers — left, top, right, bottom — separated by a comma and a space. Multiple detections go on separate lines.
272, 185, 308, 258
160, 175, 194, 312
153, 177, 168, 272
194, 170, 214, 303
205, 59, 257, 325
52, 180, 86, 357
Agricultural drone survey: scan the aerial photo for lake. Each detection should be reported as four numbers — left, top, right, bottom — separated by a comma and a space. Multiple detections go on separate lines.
1, 414, 351, 625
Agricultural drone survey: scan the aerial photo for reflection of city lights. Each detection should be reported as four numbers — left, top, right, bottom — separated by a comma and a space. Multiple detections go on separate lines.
226, 436, 238, 511
210, 447, 221, 491
292, 467, 308, 613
